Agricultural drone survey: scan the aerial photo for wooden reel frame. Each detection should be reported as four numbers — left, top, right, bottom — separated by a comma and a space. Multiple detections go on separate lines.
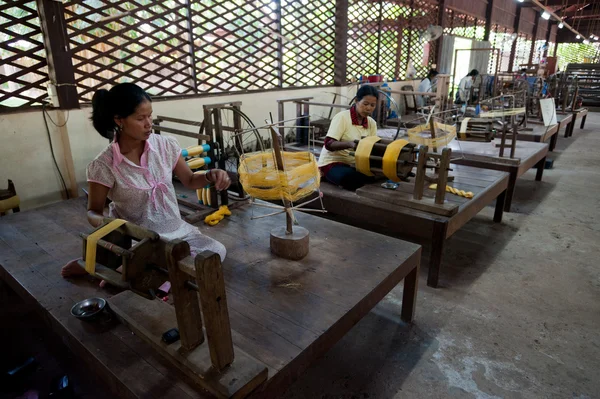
79, 220, 267, 398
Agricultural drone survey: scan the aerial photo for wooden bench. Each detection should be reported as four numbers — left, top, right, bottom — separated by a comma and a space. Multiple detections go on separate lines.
447, 139, 548, 212
311, 164, 509, 288
0, 197, 421, 399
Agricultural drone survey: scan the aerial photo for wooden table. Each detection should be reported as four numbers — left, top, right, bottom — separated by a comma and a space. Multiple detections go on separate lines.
565, 108, 589, 137
0, 198, 421, 399
516, 123, 559, 151
449, 139, 548, 212
312, 164, 509, 288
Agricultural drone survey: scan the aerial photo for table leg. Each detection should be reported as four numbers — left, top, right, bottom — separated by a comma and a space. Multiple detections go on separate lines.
549, 131, 558, 151
581, 114, 587, 129
564, 121, 572, 138
569, 120, 575, 137
427, 221, 448, 288
401, 260, 420, 322
494, 190, 506, 223
503, 169, 518, 212
535, 156, 546, 181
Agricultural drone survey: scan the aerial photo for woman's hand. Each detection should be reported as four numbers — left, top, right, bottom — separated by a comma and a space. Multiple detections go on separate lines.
208, 169, 231, 191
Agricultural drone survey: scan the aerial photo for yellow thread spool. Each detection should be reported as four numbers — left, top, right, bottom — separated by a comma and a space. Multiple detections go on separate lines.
382, 139, 409, 182
85, 219, 127, 274
355, 136, 381, 176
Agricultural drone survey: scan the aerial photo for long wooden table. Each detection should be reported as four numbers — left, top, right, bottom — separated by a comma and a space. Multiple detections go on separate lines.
449, 139, 548, 212
516, 122, 559, 150
311, 164, 509, 288
0, 197, 421, 399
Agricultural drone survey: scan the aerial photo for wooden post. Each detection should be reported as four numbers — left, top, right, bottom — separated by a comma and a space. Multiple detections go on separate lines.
278, 101, 285, 137
413, 145, 428, 200
54, 110, 79, 198
269, 127, 293, 234
529, 12, 540, 66
166, 240, 204, 353
435, 0, 446, 65
434, 149, 450, 204
333, 0, 348, 85
483, 0, 495, 42
36, 0, 78, 109
508, 4, 522, 73
195, 251, 234, 371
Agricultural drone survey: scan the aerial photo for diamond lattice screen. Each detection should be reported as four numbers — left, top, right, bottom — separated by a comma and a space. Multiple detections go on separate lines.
347, 0, 437, 82
64, 0, 197, 102
0, 1, 49, 109
556, 42, 600, 71
281, 0, 335, 87
443, 10, 480, 40
488, 25, 514, 73
190, 0, 280, 92
347, 0, 379, 80
410, 0, 437, 78
513, 34, 532, 70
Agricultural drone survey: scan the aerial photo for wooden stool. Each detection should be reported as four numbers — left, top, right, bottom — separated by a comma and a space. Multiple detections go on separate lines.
0, 180, 20, 216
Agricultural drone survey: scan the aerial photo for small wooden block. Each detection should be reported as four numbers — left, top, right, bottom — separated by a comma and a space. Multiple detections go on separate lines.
108, 291, 268, 399
270, 226, 310, 260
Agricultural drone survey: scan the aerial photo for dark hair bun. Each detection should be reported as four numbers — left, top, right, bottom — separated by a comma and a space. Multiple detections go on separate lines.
91, 89, 115, 140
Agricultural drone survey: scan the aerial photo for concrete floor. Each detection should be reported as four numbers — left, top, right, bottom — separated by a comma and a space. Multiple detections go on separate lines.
281, 113, 600, 399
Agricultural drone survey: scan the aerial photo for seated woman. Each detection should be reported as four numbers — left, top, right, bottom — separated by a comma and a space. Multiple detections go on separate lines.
317, 85, 379, 191
62, 83, 230, 282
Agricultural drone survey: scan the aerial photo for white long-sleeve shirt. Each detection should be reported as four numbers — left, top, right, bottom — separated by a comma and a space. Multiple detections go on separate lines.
458, 76, 473, 103
416, 78, 432, 107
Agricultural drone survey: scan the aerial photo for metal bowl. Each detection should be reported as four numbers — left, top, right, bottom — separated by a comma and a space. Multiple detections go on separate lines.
381, 181, 399, 190
70, 297, 106, 320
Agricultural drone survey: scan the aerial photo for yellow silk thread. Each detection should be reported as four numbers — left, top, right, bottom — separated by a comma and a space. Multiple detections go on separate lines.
85, 219, 127, 274
355, 136, 381, 176
382, 139, 409, 182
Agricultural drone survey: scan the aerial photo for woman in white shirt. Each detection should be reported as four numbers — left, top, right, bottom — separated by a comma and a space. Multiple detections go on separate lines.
456, 69, 479, 104
317, 85, 379, 191
417, 69, 439, 107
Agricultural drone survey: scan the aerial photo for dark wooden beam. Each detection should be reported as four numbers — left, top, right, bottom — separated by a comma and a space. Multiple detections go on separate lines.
544, 21, 553, 57
508, 3, 522, 73
333, 0, 348, 85
35, 0, 78, 109
528, 11, 540, 65
435, 0, 447, 65
483, 0, 495, 42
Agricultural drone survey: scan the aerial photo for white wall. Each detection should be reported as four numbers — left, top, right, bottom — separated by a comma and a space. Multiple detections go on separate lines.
0, 87, 343, 210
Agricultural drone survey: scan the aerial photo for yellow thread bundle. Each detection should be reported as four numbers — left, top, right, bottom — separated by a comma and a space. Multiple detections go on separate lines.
0, 195, 20, 213
407, 122, 457, 147
478, 107, 526, 118
429, 183, 474, 199
238, 151, 320, 202
382, 139, 409, 182
355, 136, 381, 176
204, 205, 231, 226
85, 219, 127, 274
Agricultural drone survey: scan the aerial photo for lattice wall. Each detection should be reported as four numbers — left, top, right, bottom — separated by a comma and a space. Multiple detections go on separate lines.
346, 0, 379, 80
282, 0, 336, 87
513, 33, 532, 70
64, 0, 197, 101
556, 42, 600, 71
443, 9, 484, 40
190, 0, 280, 92
347, 0, 437, 82
0, 1, 49, 109
488, 25, 514, 73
